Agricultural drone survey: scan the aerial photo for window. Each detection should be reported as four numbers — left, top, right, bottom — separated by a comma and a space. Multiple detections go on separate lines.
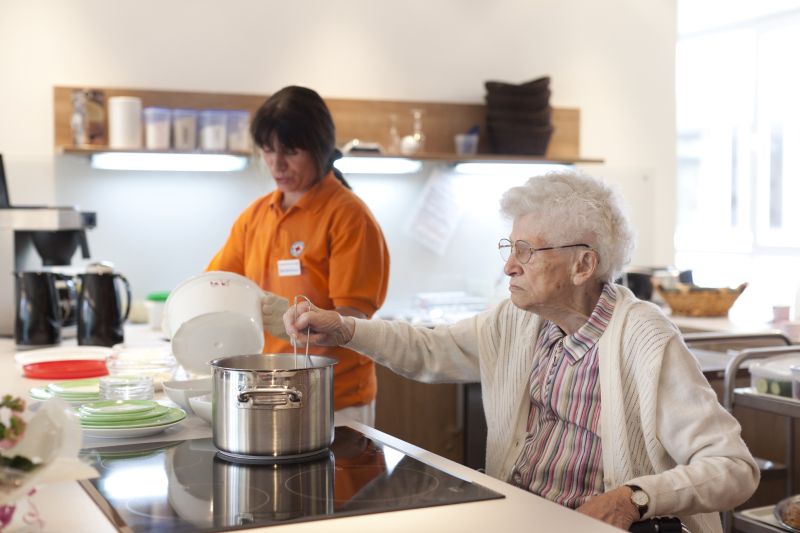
676, 5, 800, 318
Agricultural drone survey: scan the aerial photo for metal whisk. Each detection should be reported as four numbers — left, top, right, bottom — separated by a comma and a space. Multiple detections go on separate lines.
292, 295, 313, 369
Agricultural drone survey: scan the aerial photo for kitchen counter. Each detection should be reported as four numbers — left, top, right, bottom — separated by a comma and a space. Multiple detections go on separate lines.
668, 313, 782, 336
0, 326, 622, 533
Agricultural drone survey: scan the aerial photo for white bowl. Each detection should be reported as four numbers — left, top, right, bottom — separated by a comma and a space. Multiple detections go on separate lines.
162, 378, 212, 414
164, 272, 265, 375
106, 344, 178, 390
188, 393, 212, 424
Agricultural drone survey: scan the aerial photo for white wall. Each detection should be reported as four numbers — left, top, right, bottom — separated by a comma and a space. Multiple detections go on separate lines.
0, 0, 676, 311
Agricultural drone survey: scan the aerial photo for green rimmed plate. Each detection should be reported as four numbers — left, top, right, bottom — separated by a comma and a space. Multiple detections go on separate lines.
29, 386, 100, 404
30, 387, 54, 401
79, 407, 186, 429
47, 378, 100, 396
79, 400, 159, 416
78, 406, 170, 426
82, 416, 185, 439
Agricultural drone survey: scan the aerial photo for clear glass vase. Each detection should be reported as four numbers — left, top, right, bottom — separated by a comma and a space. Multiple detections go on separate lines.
410, 108, 426, 153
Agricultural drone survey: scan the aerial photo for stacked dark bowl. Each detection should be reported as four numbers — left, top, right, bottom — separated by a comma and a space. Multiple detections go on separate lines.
484, 76, 553, 155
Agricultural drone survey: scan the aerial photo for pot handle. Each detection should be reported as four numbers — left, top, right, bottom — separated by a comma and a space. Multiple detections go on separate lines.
237, 387, 303, 409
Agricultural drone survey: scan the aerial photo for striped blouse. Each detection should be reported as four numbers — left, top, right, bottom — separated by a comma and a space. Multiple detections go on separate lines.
509, 283, 616, 508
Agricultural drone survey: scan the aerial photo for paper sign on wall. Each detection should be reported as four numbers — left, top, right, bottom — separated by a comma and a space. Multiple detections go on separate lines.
405, 169, 466, 256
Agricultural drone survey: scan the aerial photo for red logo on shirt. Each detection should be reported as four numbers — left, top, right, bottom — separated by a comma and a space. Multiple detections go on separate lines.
290, 241, 304, 257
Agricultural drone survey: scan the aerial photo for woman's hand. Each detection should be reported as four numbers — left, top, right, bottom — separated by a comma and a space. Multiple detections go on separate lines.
283, 300, 356, 347
261, 291, 290, 341
575, 486, 640, 530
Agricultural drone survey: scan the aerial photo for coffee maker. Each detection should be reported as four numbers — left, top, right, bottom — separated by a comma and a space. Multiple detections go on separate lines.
0, 154, 96, 336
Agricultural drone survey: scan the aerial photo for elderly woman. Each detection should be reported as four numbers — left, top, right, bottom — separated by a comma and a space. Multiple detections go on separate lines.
282, 170, 758, 532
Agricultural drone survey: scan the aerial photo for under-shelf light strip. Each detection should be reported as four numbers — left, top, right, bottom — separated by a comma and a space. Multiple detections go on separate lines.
91, 152, 248, 172
90, 152, 569, 176
453, 162, 569, 177
334, 157, 422, 174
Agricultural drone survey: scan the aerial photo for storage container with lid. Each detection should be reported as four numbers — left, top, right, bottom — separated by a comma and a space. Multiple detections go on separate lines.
172, 108, 198, 150
749, 354, 800, 397
143, 107, 172, 149
144, 291, 169, 332
105, 343, 178, 390
199, 110, 228, 151
108, 96, 143, 149
226, 110, 251, 152
792, 365, 800, 400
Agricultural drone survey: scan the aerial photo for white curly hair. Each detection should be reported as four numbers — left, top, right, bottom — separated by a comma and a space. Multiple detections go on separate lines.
499, 169, 636, 283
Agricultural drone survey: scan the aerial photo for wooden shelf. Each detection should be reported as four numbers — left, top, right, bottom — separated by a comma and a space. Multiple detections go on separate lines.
54, 86, 602, 165
344, 151, 603, 165
60, 145, 602, 166
393, 152, 603, 165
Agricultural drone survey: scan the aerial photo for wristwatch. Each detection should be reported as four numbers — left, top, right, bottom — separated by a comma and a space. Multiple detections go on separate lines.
626, 484, 650, 519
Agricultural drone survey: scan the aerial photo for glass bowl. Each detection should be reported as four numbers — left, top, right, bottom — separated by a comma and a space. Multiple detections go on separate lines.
106, 344, 178, 390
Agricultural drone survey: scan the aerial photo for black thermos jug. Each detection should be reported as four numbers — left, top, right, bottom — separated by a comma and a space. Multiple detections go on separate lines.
77, 272, 131, 346
14, 271, 63, 347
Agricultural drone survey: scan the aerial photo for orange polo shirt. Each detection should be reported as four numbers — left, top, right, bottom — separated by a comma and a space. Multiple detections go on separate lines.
207, 172, 390, 410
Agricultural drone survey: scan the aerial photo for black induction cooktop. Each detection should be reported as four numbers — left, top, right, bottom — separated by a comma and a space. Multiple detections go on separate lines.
78, 426, 504, 532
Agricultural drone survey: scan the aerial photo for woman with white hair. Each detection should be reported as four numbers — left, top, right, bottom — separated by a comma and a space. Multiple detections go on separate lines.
281, 170, 758, 532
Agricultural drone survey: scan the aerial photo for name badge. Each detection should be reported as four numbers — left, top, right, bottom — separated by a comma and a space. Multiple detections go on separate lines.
277, 259, 302, 277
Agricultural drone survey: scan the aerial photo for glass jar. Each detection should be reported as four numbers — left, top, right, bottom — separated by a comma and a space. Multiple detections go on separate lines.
99, 375, 154, 401
70, 89, 106, 146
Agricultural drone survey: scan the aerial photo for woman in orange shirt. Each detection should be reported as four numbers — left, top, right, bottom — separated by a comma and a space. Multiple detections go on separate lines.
207, 86, 390, 425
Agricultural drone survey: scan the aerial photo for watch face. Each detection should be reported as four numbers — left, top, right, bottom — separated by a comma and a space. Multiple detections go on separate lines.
632, 490, 649, 506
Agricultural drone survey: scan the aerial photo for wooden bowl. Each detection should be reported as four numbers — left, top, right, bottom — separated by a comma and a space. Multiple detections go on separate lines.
655, 282, 747, 317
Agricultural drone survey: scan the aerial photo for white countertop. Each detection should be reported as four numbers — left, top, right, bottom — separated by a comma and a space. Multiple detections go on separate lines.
0, 325, 622, 533
667, 313, 780, 335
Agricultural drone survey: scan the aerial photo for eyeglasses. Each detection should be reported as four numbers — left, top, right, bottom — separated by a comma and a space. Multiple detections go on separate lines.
498, 238, 591, 264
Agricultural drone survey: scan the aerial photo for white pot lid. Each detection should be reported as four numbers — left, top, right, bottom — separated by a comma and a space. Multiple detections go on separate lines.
171, 311, 264, 375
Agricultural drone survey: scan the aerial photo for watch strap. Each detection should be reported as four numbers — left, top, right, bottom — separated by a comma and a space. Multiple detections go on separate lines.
626, 484, 649, 519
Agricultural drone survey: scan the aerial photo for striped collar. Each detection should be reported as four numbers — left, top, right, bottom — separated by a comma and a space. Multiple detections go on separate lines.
540, 283, 616, 362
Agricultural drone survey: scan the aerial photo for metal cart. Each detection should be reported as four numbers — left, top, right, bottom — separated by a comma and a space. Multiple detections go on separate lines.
721, 345, 800, 533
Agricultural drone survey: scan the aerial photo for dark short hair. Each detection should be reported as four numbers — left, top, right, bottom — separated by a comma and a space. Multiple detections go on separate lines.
250, 86, 336, 180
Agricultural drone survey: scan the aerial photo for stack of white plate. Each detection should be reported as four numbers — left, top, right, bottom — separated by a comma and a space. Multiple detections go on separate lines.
30, 378, 101, 403
75, 399, 186, 438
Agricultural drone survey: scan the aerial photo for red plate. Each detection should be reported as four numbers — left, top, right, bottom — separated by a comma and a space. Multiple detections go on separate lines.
23, 360, 109, 380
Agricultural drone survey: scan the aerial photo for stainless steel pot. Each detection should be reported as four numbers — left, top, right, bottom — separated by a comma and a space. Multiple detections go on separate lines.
210, 354, 336, 458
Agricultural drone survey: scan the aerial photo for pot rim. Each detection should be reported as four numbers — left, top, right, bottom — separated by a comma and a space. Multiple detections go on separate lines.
209, 353, 338, 371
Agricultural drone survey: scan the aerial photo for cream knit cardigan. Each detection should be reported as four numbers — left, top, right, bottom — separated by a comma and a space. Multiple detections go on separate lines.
346, 285, 758, 533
